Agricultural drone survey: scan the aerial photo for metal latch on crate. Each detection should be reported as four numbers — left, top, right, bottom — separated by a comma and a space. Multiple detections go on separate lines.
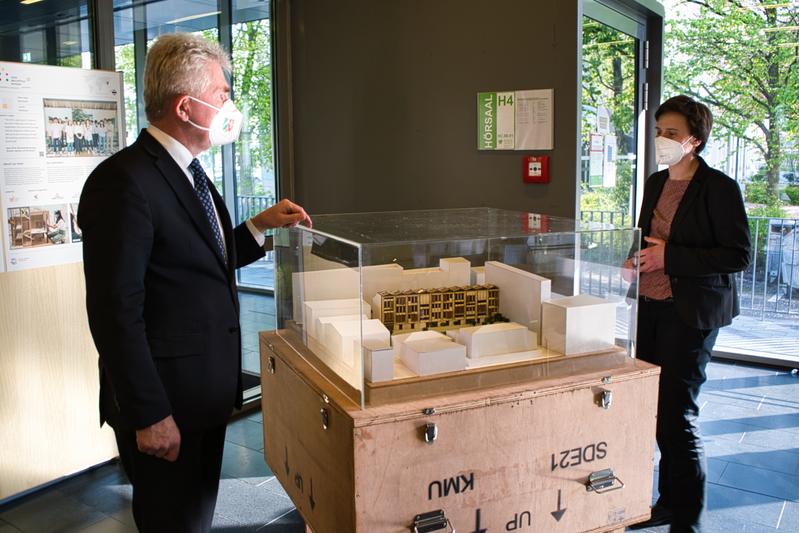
585, 468, 625, 494
599, 389, 612, 409
411, 509, 454, 532
423, 423, 438, 444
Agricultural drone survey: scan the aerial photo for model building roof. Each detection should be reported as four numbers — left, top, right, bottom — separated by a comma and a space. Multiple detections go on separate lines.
377, 284, 497, 297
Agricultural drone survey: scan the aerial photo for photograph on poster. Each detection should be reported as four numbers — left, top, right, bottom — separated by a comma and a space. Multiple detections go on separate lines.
42, 99, 119, 158
7, 204, 70, 249
69, 203, 81, 243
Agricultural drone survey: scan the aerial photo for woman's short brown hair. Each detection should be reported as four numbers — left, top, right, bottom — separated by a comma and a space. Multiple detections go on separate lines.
655, 95, 713, 154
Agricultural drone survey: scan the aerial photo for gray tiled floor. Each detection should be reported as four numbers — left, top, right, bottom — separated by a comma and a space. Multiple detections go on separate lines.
1, 292, 796, 532
634, 360, 799, 533
0, 414, 305, 533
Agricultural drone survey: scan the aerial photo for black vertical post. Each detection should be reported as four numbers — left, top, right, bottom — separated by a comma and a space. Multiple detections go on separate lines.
133, 1, 147, 131
45, 25, 57, 65
89, 0, 115, 70
218, 0, 237, 223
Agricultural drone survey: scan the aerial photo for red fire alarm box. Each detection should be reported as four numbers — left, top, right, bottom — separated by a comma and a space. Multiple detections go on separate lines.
523, 155, 550, 183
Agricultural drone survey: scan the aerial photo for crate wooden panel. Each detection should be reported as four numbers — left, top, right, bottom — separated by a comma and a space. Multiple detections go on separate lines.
261, 330, 659, 533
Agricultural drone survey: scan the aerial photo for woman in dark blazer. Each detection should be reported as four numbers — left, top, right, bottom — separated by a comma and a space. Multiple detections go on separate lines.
628, 96, 751, 533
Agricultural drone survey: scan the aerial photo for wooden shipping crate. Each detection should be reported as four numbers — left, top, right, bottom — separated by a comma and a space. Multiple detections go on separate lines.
260, 330, 659, 533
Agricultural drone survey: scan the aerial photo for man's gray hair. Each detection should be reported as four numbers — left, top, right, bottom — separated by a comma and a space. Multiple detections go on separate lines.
143, 33, 231, 122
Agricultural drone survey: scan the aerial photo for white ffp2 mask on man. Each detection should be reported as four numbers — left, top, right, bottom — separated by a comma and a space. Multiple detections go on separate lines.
187, 97, 243, 146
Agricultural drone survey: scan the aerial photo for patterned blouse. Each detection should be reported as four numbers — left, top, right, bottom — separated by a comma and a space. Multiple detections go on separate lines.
639, 178, 691, 300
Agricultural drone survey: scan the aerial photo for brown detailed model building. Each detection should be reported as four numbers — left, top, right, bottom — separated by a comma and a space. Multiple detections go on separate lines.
375, 284, 499, 333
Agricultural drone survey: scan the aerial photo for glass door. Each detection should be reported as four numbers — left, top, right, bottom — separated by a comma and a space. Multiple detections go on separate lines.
580, 2, 647, 228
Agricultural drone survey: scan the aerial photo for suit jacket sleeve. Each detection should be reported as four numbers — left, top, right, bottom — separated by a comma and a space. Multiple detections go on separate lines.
664, 176, 751, 276
233, 222, 266, 269
80, 166, 172, 430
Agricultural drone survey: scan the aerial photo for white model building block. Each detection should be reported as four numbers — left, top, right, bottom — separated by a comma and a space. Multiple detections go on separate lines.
315, 314, 368, 342
485, 261, 551, 340
400, 338, 467, 376
458, 322, 537, 358
392, 331, 451, 358
303, 299, 372, 340
361, 258, 472, 305
362, 263, 405, 308
541, 294, 617, 355
363, 341, 394, 382
292, 269, 360, 323
326, 319, 390, 367
470, 266, 485, 285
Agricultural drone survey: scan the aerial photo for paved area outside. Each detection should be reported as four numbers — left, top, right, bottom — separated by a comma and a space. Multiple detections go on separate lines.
717, 314, 799, 363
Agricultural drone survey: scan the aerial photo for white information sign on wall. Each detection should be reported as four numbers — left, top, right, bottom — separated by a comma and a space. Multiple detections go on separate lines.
0, 62, 124, 272
477, 88, 553, 150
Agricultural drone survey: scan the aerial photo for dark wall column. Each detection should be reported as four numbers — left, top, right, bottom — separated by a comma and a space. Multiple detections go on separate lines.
276, 0, 583, 217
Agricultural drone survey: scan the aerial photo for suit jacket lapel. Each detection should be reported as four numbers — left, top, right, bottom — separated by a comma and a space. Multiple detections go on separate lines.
208, 181, 236, 277
138, 130, 228, 271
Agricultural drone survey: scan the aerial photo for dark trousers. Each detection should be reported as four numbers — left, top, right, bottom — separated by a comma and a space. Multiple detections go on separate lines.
637, 299, 718, 533
114, 424, 227, 533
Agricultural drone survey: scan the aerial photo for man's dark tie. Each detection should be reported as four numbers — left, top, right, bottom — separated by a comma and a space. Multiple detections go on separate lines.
188, 158, 227, 263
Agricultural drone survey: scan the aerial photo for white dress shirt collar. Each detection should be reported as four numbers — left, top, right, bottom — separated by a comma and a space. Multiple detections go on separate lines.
146, 125, 195, 183
143, 125, 266, 247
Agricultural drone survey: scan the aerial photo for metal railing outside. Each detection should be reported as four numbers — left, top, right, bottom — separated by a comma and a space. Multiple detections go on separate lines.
236, 194, 276, 225
579, 210, 632, 228
580, 210, 799, 319
741, 217, 799, 318
236, 195, 277, 290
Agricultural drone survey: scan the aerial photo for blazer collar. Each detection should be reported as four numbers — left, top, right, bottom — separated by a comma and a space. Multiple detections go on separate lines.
135, 129, 230, 272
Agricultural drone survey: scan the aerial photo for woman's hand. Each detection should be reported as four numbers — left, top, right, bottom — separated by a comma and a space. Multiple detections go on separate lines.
621, 258, 636, 283
638, 237, 666, 272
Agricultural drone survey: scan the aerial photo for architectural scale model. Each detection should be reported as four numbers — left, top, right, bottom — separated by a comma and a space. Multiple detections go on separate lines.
373, 284, 499, 334
293, 256, 623, 382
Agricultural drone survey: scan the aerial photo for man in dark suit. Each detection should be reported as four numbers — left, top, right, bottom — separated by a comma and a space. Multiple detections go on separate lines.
79, 33, 311, 532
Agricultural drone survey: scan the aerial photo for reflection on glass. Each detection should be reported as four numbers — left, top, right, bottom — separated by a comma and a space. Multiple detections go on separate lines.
232, 10, 277, 291
580, 16, 637, 228
0, 1, 93, 67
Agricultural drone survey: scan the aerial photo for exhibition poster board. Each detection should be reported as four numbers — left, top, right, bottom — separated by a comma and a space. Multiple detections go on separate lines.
0, 62, 124, 272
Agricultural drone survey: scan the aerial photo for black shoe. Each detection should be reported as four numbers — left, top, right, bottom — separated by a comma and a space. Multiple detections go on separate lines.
628, 503, 673, 530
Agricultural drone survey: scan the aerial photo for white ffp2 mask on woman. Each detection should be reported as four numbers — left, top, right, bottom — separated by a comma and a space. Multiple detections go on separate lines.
655, 136, 694, 166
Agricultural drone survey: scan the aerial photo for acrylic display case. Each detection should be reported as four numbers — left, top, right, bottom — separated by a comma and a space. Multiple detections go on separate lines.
274, 207, 641, 408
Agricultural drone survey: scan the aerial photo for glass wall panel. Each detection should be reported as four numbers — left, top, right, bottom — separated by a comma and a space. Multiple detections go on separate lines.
0, 1, 93, 67
580, 16, 638, 228
232, 1, 276, 291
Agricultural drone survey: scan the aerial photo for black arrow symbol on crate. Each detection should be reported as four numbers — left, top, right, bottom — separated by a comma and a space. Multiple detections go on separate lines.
551, 489, 567, 522
284, 446, 290, 476
309, 478, 316, 510
469, 508, 487, 533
